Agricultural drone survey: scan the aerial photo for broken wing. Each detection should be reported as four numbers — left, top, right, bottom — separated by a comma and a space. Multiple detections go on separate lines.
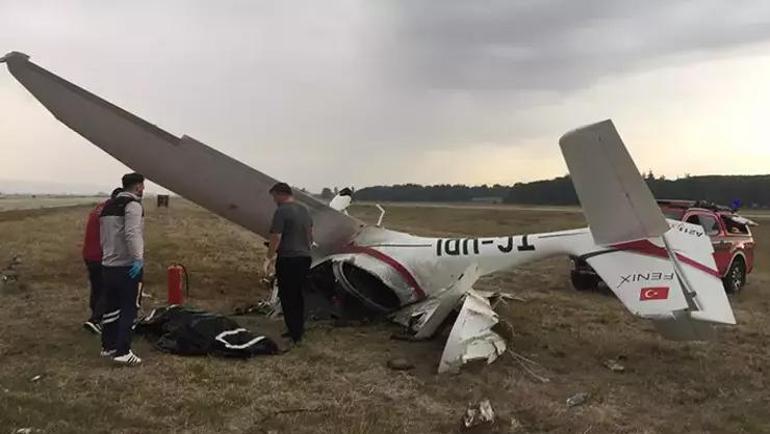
3, 52, 362, 252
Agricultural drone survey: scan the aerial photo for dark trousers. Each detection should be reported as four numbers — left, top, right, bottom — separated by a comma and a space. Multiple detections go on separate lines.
276, 256, 311, 342
101, 266, 143, 356
85, 260, 105, 322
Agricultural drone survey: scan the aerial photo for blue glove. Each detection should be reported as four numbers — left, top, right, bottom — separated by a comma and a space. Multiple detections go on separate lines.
128, 260, 143, 279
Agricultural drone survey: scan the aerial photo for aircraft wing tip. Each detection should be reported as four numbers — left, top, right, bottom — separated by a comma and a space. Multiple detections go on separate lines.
558, 118, 615, 146
1, 51, 30, 64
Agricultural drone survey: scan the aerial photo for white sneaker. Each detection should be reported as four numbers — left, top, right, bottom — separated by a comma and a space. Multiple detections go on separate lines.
112, 350, 142, 366
83, 321, 102, 335
100, 349, 117, 358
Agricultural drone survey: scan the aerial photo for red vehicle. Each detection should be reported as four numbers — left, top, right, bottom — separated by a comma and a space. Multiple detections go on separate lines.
572, 200, 758, 293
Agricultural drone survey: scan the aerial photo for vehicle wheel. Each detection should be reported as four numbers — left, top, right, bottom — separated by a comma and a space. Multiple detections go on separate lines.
571, 271, 600, 291
723, 258, 746, 294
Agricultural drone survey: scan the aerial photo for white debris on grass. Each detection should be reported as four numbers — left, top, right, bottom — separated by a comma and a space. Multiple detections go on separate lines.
462, 399, 495, 429
566, 392, 590, 408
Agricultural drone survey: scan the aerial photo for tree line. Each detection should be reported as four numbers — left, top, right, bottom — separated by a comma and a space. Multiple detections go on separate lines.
350, 174, 770, 208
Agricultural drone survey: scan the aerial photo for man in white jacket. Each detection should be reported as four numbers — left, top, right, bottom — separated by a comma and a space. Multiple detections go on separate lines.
99, 173, 145, 365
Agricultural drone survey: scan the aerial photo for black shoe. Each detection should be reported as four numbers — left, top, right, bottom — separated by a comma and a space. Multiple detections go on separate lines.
83, 321, 102, 335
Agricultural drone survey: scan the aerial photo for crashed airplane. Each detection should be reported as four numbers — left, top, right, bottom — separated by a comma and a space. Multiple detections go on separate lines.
2, 52, 737, 373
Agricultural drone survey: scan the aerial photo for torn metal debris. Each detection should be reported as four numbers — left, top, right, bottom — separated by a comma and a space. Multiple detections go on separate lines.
463, 399, 496, 429
566, 392, 590, 408
439, 289, 507, 374
603, 359, 625, 372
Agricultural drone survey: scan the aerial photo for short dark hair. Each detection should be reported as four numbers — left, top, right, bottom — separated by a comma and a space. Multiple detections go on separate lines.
269, 182, 292, 195
121, 173, 145, 189
110, 188, 123, 199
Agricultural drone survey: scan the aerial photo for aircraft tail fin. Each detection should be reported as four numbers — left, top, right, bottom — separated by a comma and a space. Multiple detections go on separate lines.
561, 120, 735, 339
559, 120, 670, 245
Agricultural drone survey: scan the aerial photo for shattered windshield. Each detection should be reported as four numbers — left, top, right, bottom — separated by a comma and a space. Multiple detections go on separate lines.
722, 215, 751, 235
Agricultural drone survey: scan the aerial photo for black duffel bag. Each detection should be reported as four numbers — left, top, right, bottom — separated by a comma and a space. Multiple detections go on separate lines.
136, 305, 278, 358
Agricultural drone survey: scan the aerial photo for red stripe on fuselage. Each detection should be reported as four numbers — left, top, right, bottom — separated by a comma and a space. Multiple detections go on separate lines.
339, 245, 426, 299
611, 240, 721, 278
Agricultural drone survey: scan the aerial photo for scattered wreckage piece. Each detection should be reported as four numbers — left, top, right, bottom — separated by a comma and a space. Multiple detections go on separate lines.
603, 359, 625, 373
566, 392, 591, 408
390, 266, 508, 374
0, 255, 23, 293
391, 264, 480, 340
463, 399, 496, 430
509, 415, 524, 432
0, 271, 19, 293
473, 289, 527, 304
136, 306, 278, 358
439, 290, 507, 374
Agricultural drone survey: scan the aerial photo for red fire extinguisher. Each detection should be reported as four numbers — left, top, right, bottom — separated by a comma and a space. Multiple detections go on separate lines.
167, 264, 188, 305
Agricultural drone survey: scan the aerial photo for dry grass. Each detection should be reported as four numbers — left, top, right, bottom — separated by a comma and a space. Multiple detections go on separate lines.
0, 196, 99, 212
1, 200, 770, 433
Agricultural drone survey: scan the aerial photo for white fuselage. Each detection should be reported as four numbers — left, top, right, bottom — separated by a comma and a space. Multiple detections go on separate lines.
323, 225, 601, 306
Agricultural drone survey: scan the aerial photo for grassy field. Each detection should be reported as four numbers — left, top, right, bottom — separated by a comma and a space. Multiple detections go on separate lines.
1, 201, 769, 433
0, 196, 101, 212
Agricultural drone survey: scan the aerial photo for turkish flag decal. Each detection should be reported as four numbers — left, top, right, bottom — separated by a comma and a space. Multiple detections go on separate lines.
640, 287, 670, 301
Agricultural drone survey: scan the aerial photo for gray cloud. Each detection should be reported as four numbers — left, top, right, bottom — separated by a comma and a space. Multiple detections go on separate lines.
382, 0, 770, 91
2, 0, 770, 191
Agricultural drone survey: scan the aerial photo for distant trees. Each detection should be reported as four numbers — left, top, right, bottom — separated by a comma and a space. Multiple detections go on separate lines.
645, 175, 770, 207
353, 175, 770, 208
645, 170, 656, 181
354, 183, 510, 203
505, 176, 578, 205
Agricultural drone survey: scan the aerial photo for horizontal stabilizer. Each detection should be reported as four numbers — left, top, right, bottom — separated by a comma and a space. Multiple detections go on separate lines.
584, 219, 735, 340
586, 243, 690, 317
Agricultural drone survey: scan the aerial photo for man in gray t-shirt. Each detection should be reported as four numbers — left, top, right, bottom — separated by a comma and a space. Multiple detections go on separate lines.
266, 182, 313, 343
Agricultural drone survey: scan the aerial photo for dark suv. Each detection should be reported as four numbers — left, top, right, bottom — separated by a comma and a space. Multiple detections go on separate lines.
571, 200, 758, 293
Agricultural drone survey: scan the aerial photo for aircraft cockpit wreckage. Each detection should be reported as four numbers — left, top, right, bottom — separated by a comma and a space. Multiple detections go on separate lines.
2, 52, 737, 372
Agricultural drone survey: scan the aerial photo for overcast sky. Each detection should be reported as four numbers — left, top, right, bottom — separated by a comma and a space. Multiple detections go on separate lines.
2, 0, 770, 194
